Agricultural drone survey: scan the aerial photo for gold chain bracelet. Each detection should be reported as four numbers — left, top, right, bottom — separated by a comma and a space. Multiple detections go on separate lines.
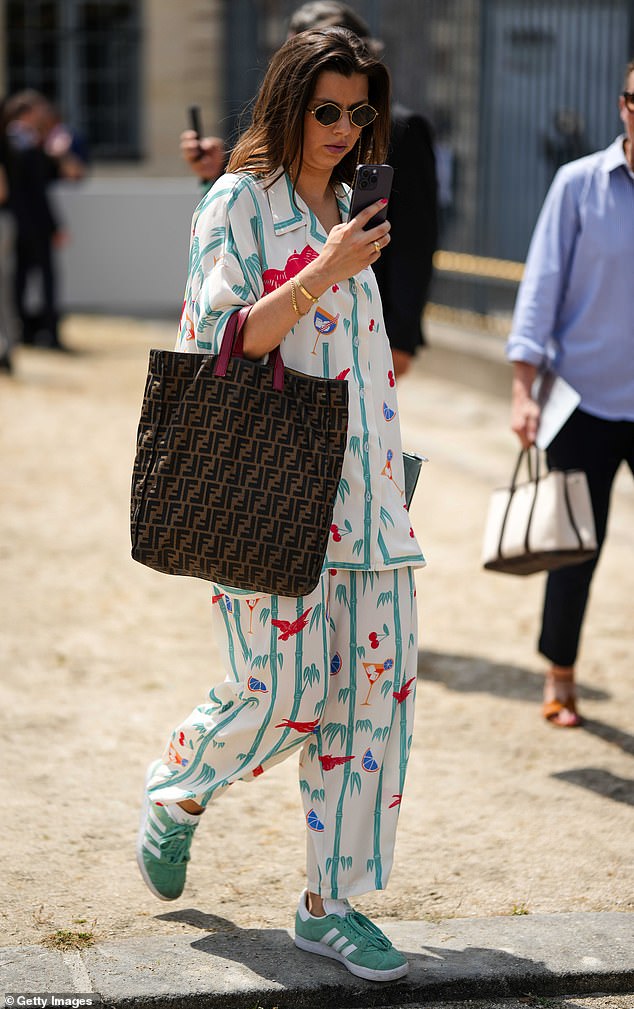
290, 279, 308, 317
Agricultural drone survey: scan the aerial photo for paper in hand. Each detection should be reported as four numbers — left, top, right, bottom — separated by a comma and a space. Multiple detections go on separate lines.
532, 371, 580, 449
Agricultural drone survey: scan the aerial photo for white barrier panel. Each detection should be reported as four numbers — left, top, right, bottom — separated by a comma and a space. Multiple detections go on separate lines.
55, 178, 203, 318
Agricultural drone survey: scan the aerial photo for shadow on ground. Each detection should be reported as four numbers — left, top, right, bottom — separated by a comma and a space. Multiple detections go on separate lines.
158, 908, 559, 1006
552, 768, 634, 807
418, 648, 609, 704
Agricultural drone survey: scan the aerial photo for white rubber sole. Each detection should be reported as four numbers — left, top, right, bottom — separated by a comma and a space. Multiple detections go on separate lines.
294, 933, 409, 982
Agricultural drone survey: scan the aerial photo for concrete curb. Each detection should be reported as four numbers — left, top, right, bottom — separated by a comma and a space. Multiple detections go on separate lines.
2, 912, 633, 1008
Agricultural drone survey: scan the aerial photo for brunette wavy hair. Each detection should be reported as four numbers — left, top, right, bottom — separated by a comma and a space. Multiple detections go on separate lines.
226, 27, 391, 187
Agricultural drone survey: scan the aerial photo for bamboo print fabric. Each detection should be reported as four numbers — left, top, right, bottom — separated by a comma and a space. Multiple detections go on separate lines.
147, 566, 418, 898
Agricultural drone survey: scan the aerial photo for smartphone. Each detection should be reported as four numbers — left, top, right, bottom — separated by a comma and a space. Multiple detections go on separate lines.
188, 104, 203, 139
348, 163, 394, 230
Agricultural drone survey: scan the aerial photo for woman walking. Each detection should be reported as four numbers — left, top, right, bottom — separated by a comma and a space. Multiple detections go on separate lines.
137, 27, 425, 982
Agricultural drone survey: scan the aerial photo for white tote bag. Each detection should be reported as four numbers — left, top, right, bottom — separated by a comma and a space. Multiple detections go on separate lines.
482, 448, 598, 576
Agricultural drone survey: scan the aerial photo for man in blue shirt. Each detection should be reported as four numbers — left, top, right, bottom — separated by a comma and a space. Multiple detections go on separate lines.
507, 60, 634, 728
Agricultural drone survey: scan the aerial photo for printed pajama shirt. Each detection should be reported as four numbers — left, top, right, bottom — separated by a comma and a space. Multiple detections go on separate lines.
147, 169, 426, 897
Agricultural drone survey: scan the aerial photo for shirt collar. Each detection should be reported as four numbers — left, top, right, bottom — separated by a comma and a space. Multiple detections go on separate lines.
265, 171, 352, 235
265, 172, 304, 235
602, 134, 631, 175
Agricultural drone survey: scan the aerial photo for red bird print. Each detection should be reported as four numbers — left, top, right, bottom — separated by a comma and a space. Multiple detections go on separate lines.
389, 794, 402, 808
211, 592, 224, 604
318, 754, 355, 770
252, 764, 264, 777
271, 607, 312, 640
178, 732, 186, 746
393, 676, 416, 704
262, 246, 319, 292
275, 717, 320, 733
335, 368, 351, 381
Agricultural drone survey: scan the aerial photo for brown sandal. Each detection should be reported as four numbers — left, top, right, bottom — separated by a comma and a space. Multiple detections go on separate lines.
543, 672, 582, 728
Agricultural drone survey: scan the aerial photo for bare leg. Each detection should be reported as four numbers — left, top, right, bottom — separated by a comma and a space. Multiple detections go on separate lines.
543, 665, 582, 727
178, 799, 205, 814
307, 891, 325, 916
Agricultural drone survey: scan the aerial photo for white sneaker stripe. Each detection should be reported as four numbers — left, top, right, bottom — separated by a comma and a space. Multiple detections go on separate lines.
340, 942, 357, 957
323, 927, 341, 945
144, 838, 161, 859
148, 807, 168, 832
331, 935, 349, 952
146, 820, 163, 845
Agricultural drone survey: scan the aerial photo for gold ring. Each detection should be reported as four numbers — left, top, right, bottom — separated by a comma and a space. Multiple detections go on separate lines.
373, 240, 381, 253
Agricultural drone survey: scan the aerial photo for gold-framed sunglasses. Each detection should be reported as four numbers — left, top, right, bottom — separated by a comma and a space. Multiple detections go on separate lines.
308, 102, 378, 128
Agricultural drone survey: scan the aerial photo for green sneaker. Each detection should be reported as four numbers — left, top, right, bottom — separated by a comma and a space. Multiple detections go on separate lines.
294, 889, 409, 981
136, 760, 199, 901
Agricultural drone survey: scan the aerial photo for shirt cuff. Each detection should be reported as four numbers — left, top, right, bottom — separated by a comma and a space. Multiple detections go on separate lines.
505, 335, 546, 367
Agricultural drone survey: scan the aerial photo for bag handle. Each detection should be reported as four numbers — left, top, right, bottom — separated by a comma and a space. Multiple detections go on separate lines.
509, 445, 541, 489
213, 306, 285, 392
494, 445, 540, 559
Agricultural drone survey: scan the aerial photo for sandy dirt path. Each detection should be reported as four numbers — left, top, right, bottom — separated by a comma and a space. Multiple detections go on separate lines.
1, 316, 632, 948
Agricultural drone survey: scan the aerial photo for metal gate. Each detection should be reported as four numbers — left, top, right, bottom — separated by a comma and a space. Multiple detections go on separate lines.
479, 0, 632, 261
224, 0, 634, 312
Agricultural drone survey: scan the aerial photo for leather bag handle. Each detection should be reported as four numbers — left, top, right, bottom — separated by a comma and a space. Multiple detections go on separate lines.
213, 305, 285, 392
495, 446, 541, 559
509, 445, 541, 490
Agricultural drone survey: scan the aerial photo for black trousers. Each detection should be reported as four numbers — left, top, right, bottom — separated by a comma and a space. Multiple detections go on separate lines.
539, 408, 634, 667
14, 230, 58, 345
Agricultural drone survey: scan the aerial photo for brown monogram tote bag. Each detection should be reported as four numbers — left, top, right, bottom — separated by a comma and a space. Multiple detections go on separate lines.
130, 307, 349, 597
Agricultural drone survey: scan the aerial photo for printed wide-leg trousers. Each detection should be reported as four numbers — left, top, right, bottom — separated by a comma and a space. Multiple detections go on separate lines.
147, 566, 418, 898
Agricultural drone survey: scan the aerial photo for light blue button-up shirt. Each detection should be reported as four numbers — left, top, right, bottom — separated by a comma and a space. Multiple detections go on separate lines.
506, 136, 634, 421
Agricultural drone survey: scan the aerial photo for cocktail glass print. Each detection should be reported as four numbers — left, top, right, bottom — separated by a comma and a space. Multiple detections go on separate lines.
361, 658, 394, 706
381, 449, 403, 495
311, 307, 339, 354
245, 597, 261, 634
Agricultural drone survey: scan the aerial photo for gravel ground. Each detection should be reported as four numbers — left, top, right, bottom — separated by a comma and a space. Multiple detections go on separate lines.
1, 315, 632, 949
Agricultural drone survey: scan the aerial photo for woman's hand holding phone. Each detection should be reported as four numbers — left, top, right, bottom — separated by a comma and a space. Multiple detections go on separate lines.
305, 200, 391, 291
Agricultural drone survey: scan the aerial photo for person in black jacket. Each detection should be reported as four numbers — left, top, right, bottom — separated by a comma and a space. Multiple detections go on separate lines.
372, 99, 437, 375
2, 90, 85, 352
181, 2, 438, 378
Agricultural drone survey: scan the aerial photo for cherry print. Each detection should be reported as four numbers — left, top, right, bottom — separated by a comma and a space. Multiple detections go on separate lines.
368, 625, 390, 650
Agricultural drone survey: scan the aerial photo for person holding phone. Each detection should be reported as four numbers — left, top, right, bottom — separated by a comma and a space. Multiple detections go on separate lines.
181, 2, 438, 378
138, 27, 424, 983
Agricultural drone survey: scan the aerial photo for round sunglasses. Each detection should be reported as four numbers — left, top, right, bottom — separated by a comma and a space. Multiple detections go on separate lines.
308, 102, 378, 128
